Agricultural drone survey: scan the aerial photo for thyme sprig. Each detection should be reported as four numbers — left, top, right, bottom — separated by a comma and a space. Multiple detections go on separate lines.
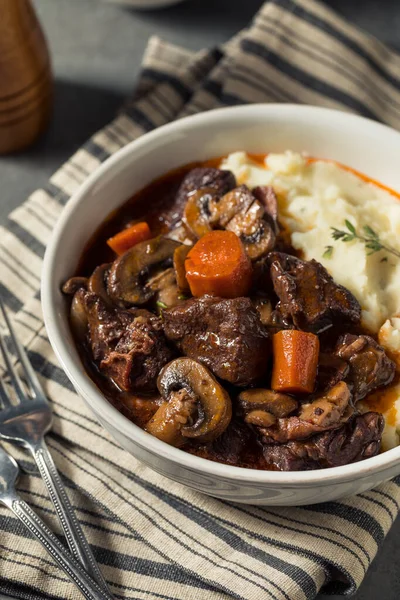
330, 220, 400, 260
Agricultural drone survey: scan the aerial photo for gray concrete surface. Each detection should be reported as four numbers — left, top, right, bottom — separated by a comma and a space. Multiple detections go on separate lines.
1, 0, 400, 598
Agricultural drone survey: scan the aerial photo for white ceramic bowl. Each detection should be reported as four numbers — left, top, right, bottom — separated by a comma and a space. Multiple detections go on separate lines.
42, 104, 400, 506
104, 0, 187, 9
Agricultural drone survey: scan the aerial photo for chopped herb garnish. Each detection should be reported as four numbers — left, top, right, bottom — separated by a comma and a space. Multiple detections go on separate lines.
156, 301, 168, 309
323, 245, 334, 259
331, 220, 400, 261
178, 293, 190, 301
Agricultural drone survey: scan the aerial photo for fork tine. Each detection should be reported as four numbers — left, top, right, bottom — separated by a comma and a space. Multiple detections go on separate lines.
0, 332, 25, 403
0, 298, 44, 401
0, 375, 13, 408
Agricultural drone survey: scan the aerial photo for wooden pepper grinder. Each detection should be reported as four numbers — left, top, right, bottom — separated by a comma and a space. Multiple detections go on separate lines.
0, 0, 53, 154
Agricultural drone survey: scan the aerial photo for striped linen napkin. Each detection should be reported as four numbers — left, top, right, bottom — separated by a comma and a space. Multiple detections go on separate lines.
1, 0, 400, 598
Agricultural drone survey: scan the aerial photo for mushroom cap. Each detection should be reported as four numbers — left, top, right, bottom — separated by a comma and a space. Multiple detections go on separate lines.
156, 357, 232, 443
62, 276, 88, 295
88, 263, 111, 304
107, 235, 180, 305
238, 388, 298, 418
173, 244, 191, 293
69, 289, 89, 343
244, 410, 276, 428
183, 188, 215, 238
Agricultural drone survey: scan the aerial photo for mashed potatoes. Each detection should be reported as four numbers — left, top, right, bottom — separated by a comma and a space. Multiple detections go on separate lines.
220, 150, 400, 448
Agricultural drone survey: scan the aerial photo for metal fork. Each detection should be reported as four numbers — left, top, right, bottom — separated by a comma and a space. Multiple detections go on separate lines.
0, 298, 111, 594
0, 445, 113, 599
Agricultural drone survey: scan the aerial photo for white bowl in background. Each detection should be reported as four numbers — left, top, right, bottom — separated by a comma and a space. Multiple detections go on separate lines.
42, 104, 400, 506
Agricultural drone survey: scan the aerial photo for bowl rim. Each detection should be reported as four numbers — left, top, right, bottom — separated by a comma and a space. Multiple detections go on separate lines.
42, 103, 400, 486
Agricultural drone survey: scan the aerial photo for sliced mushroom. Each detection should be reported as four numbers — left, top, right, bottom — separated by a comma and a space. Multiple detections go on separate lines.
173, 244, 191, 293
145, 388, 198, 447
225, 196, 264, 235
148, 267, 182, 311
209, 185, 255, 227
62, 277, 88, 295
182, 183, 276, 260
88, 263, 111, 304
118, 393, 165, 428
244, 410, 276, 428
238, 388, 298, 418
146, 357, 232, 447
183, 188, 215, 238
237, 220, 276, 261
70, 288, 88, 343
299, 381, 351, 427
107, 235, 180, 306
210, 186, 276, 260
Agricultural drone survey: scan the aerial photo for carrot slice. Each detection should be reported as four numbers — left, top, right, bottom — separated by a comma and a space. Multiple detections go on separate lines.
272, 330, 319, 394
185, 230, 252, 298
107, 222, 152, 255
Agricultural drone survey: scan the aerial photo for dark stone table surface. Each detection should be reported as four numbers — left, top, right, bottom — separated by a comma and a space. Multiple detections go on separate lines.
1, 0, 399, 598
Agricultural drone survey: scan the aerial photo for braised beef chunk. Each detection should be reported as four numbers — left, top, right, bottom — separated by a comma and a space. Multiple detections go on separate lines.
189, 420, 263, 468
263, 412, 384, 470
317, 353, 350, 392
269, 252, 361, 333
84, 292, 133, 362
176, 167, 236, 207
101, 315, 173, 392
252, 186, 279, 234
163, 296, 270, 386
84, 293, 173, 392
336, 334, 395, 401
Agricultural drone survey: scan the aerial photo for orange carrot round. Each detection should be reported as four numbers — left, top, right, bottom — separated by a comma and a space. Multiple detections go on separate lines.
185, 230, 252, 298
107, 222, 151, 255
272, 330, 319, 394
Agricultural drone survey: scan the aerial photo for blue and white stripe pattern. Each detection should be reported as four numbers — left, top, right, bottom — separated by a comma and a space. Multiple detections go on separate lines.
1, 1, 400, 598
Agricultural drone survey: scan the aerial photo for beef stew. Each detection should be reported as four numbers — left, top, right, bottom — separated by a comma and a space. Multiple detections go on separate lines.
62, 160, 396, 471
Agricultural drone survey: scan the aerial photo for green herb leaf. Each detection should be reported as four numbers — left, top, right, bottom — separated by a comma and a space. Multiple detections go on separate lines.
156, 301, 168, 309
330, 220, 400, 262
345, 220, 356, 235
331, 227, 346, 240
178, 293, 190, 301
323, 245, 333, 259
365, 240, 383, 252
363, 225, 379, 239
